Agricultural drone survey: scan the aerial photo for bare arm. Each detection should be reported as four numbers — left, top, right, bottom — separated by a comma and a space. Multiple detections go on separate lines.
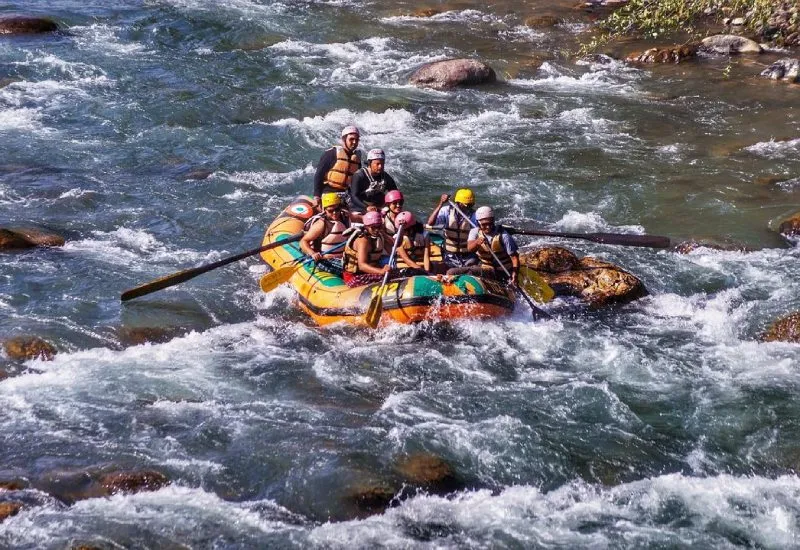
427, 194, 449, 226
300, 219, 326, 260
397, 242, 423, 271
356, 237, 387, 275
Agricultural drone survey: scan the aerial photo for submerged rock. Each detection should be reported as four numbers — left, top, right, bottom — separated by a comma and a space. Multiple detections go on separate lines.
0, 227, 65, 250
0, 501, 23, 522
183, 168, 214, 180
411, 8, 441, 17
36, 468, 170, 504
343, 477, 399, 517
0, 16, 58, 35
525, 15, 561, 27
673, 239, 752, 253
115, 326, 188, 348
700, 34, 762, 54
522, 248, 646, 308
3, 336, 56, 361
394, 453, 461, 494
0, 479, 28, 491
409, 59, 497, 90
626, 45, 698, 64
98, 470, 169, 495
778, 212, 800, 237
762, 312, 800, 343
760, 58, 800, 82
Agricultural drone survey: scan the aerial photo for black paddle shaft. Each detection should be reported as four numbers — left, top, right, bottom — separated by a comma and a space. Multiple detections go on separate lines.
505, 227, 671, 248
120, 232, 303, 302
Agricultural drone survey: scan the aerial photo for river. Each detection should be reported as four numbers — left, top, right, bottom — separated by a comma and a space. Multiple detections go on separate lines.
2, 0, 800, 548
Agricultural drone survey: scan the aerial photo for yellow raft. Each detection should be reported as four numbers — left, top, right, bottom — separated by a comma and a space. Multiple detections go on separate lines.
259, 196, 516, 327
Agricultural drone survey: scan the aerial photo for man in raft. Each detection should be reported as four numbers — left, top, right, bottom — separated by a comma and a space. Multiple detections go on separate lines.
313, 125, 362, 210
300, 193, 360, 274
349, 148, 398, 213
342, 210, 395, 287
447, 206, 520, 285
427, 187, 478, 269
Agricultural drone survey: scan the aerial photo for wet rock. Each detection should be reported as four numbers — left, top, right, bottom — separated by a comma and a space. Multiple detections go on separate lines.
343, 478, 398, 517
98, 470, 169, 495
0, 227, 65, 250
701, 34, 762, 54
0, 16, 58, 35
183, 168, 213, 180
394, 453, 461, 494
755, 175, 790, 186
778, 212, 800, 237
0, 501, 22, 522
626, 44, 698, 64
36, 468, 169, 503
525, 15, 561, 28
3, 336, 56, 361
115, 326, 188, 348
0, 479, 28, 491
673, 239, 752, 253
762, 312, 800, 343
760, 58, 800, 82
519, 246, 579, 273
412, 8, 441, 17
409, 59, 497, 90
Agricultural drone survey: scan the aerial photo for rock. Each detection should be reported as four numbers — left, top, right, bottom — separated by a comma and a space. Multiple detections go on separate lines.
778, 212, 800, 237
731, 17, 746, 26
673, 239, 752, 253
762, 312, 800, 343
0, 16, 58, 35
760, 58, 800, 82
343, 479, 398, 516
0, 227, 65, 250
755, 175, 790, 186
412, 8, 441, 17
409, 59, 497, 90
36, 468, 169, 504
626, 45, 698, 64
183, 169, 213, 180
3, 336, 56, 361
519, 246, 579, 273
98, 470, 169, 495
701, 34, 762, 54
115, 326, 187, 348
394, 453, 461, 493
0, 502, 22, 522
0, 479, 28, 491
525, 15, 561, 27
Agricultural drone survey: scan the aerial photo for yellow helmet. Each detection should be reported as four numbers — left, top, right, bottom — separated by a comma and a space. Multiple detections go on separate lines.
321, 193, 341, 209
454, 188, 475, 206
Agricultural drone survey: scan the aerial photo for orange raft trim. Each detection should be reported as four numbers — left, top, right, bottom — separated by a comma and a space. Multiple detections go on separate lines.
259, 196, 515, 327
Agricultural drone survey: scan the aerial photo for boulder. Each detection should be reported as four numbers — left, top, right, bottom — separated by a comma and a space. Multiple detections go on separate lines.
762, 312, 800, 343
0, 229, 33, 249
98, 470, 169, 495
115, 326, 187, 348
760, 58, 800, 83
0, 227, 65, 250
409, 59, 497, 90
626, 45, 698, 64
0, 479, 28, 491
3, 336, 56, 361
525, 15, 561, 27
778, 212, 800, 237
522, 248, 646, 308
36, 468, 169, 504
394, 453, 461, 494
343, 478, 398, 517
673, 239, 752, 253
412, 8, 441, 17
0, 16, 58, 35
701, 34, 762, 54
0, 502, 22, 522
183, 168, 213, 181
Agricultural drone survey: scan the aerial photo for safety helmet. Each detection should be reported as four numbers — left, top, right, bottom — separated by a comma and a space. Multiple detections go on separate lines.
363, 211, 383, 227
395, 211, 416, 226
385, 190, 404, 204
475, 206, 494, 221
454, 188, 475, 206
341, 125, 360, 138
367, 148, 385, 162
321, 193, 341, 209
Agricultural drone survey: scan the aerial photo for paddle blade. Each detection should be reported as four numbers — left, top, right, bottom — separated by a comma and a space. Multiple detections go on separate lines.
519, 267, 555, 303
587, 232, 671, 248
364, 293, 383, 329
259, 265, 298, 293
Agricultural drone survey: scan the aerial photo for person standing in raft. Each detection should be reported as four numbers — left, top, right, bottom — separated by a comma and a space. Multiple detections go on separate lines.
300, 193, 360, 274
348, 148, 398, 213
394, 211, 430, 274
447, 206, 519, 284
313, 125, 362, 210
381, 190, 406, 236
427, 187, 478, 268
342, 210, 395, 287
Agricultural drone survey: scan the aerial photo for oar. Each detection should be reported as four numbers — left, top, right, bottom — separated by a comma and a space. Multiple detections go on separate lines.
259, 240, 349, 294
364, 226, 405, 329
519, 266, 555, 303
121, 232, 303, 302
505, 226, 671, 248
448, 201, 551, 320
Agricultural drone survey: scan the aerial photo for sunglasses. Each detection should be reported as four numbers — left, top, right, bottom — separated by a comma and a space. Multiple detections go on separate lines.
388, 200, 404, 206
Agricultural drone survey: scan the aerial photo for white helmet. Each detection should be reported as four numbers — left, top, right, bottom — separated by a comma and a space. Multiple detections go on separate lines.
475, 206, 494, 221
341, 125, 360, 138
366, 148, 385, 161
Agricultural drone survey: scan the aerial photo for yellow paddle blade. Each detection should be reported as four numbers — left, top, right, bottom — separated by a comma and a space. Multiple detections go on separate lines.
519, 266, 555, 303
364, 294, 383, 329
259, 265, 298, 293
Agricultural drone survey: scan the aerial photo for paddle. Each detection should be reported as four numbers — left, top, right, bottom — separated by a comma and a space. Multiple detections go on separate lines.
505, 226, 671, 248
258, 240, 349, 294
364, 225, 405, 329
448, 201, 551, 320
519, 266, 555, 303
121, 232, 303, 302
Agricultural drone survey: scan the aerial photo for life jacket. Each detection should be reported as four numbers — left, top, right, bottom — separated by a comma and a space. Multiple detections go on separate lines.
324, 146, 361, 191
476, 229, 514, 274
360, 167, 387, 201
444, 206, 472, 254
303, 210, 351, 255
343, 230, 385, 274
397, 223, 427, 268
383, 210, 399, 236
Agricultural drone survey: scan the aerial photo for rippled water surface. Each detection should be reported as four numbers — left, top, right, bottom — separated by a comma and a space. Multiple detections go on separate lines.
2, 0, 800, 548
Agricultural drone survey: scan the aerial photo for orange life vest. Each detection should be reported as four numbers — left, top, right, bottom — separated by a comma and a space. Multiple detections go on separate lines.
343, 232, 385, 274
444, 207, 472, 254
324, 146, 361, 191
476, 231, 514, 274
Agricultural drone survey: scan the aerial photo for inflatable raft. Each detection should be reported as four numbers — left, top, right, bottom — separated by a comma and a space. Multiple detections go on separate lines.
259, 196, 515, 327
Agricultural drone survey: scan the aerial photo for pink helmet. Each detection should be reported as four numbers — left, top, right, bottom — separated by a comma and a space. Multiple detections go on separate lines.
395, 211, 415, 226
363, 211, 383, 227
384, 190, 404, 204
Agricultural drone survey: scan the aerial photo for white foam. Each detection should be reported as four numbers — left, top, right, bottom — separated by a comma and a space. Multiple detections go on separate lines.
224, 164, 313, 189
73, 23, 149, 56
510, 61, 641, 95
745, 138, 800, 159
382, 9, 504, 26
551, 210, 645, 234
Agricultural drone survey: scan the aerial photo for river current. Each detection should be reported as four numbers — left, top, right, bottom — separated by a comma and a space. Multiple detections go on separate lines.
2, 0, 800, 548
